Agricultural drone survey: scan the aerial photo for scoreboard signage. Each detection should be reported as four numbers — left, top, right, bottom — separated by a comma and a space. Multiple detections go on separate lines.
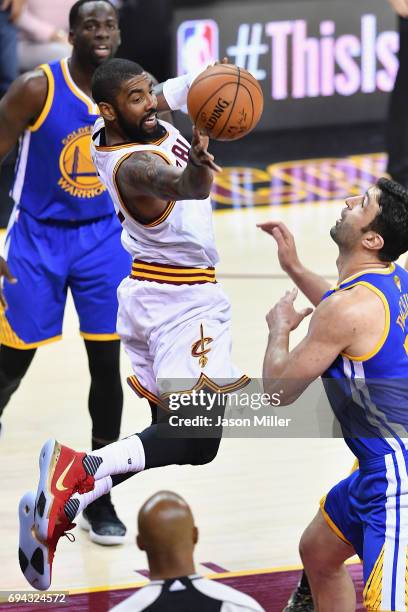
173, 0, 398, 130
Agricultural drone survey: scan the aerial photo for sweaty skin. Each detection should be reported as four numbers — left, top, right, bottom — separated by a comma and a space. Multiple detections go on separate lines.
261, 187, 390, 404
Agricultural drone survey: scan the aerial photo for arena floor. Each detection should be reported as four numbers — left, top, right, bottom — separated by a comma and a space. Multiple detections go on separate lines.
1, 151, 393, 609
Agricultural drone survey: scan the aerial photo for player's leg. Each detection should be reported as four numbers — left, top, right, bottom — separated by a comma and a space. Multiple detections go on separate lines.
283, 460, 360, 611
0, 346, 36, 432
300, 510, 356, 611
302, 472, 362, 611
360, 456, 408, 612
81, 339, 126, 545
0, 210, 67, 434
69, 214, 131, 546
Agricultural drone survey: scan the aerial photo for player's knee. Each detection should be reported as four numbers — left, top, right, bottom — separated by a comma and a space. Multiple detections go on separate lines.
190, 438, 221, 465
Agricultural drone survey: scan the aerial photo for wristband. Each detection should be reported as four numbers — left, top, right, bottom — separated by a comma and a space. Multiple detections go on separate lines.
162, 69, 202, 111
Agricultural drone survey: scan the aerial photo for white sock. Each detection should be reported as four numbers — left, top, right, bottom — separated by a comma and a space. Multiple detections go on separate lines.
64, 477, 112, 521
83, 434, 145, 480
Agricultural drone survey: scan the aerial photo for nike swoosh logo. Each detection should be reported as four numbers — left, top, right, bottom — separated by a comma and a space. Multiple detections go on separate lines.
55, 458, 75, 492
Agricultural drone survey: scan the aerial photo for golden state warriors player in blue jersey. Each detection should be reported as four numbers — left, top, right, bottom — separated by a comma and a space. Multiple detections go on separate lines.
0, 0, 130, 544
261, 179, 408, 611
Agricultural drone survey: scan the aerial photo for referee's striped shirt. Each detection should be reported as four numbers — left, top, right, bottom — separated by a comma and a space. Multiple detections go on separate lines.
110, 574, 265, 611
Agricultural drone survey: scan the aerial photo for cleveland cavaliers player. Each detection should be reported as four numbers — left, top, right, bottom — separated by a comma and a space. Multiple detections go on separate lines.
18, 58, 250, 590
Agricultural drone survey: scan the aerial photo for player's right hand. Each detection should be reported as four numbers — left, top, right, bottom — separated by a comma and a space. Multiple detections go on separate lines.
257, 221, 301, 274
189, 126, 222, 173
0, 256, 16, 309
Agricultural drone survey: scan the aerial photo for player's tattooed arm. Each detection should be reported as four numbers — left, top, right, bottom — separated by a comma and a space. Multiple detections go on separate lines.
0, 70, 47, 165
116, 128, 219, 223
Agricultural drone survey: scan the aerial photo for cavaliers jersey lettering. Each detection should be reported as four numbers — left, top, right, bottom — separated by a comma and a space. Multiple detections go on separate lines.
12, 58, 114, 221
90, 118, 219, 268
322, 263, 408, 460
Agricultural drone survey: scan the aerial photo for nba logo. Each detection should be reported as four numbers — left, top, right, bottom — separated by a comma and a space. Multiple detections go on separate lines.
177, 20, 219, 75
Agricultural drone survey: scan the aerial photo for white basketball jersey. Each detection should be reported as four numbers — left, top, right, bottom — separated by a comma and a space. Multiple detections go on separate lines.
91, 118, 219, 268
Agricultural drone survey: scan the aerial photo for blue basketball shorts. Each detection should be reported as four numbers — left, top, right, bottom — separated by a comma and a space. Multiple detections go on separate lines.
321, 451, 408, 611
0, 209, 131, 348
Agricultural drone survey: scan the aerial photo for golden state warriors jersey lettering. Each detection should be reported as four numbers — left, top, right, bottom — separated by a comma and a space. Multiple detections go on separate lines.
322, 263, 408, 460
90, 118, 219, 268
12, 58, 113, 221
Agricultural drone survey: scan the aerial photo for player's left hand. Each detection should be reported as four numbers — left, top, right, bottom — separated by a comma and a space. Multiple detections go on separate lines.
189, 126, 222, 172
0, 256, 17, 310
266, 288, 313, 333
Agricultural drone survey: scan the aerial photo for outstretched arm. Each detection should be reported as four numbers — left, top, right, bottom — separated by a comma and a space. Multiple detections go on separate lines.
155, 58, 229, 113
258, 221, 332, 306
116, 127, 219, 224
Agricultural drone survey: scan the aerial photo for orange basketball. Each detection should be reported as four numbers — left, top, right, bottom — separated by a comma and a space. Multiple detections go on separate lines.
187, 64, 264, 141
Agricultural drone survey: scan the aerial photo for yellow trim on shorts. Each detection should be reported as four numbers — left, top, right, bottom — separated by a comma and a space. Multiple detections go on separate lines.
79, 332, 120, 341
350, 458, 359, 473
29, 64, 55, 132
335, 281, 390, 362
130, 261, 216, 284
0, 310, 62, 349
319, 495, 352, 545
127, 374, 168, 410
363, 544, 385, 611
160, 373, 251, 399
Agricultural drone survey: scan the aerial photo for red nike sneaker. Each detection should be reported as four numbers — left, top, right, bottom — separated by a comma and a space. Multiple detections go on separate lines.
34, 439, 95, 543
19, 490, 75, 591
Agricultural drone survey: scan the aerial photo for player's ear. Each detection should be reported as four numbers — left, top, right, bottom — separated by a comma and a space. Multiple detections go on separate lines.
68, 29, 74, 46
136, 533, 145, 551
98, 102, 116, 122
362, 231, 384, 253
193, 526, 199, 545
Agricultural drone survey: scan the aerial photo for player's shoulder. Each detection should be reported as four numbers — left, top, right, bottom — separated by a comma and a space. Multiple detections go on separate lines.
5, 68, 48, 102
192, 576, 264, 611
109, 582, 162, 611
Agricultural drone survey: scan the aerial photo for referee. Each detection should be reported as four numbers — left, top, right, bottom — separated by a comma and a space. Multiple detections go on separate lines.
110, 491, 264, 611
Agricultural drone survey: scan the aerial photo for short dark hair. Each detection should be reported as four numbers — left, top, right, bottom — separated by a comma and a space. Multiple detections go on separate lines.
365, 178, 408, 262
69, 0, 118, 30
92, 58, 145, 105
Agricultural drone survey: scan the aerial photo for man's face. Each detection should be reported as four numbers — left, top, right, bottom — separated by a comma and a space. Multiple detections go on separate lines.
113, 74, 164, 142
330, 186, 381, 250
70, 1, 120, 67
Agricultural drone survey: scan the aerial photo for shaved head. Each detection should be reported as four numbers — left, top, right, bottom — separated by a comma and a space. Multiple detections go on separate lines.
137, 491, 197, 555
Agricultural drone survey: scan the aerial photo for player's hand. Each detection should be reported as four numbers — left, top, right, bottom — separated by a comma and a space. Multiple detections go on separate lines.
1, 0, 26, 21
388, 0, 408, 17
214, 57, 230, 66
189, 126, 222, 172
266, 288, 313, 333
257, 221, 301, 274
0, 256, 16, 310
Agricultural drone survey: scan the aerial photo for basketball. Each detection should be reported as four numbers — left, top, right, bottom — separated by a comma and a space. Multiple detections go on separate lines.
187, 63, 264, 141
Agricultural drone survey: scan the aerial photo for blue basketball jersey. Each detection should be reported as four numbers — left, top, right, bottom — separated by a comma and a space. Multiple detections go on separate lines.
11, 58, 113, 221
322, 263, 408, 461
